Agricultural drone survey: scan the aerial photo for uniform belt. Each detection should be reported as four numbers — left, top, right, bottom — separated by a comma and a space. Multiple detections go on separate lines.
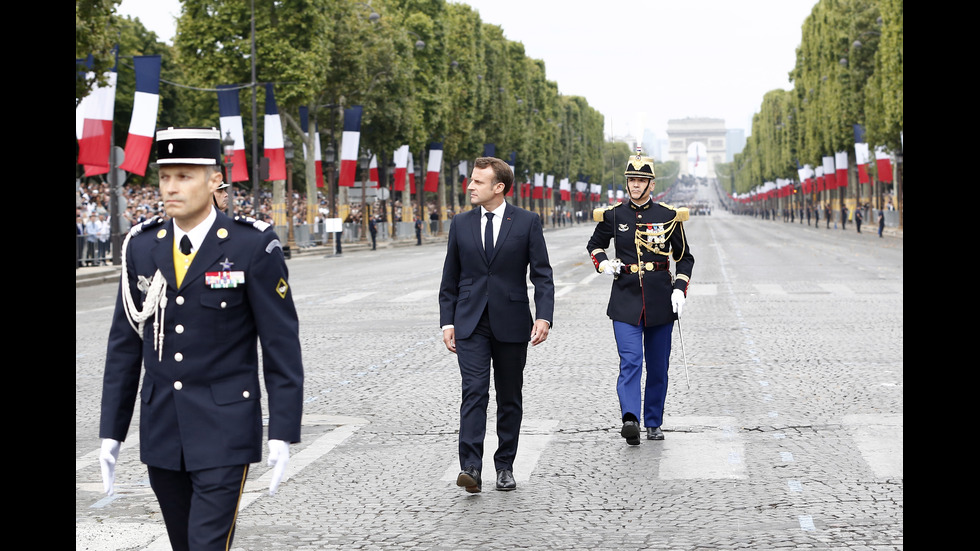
624, 261, 669, 273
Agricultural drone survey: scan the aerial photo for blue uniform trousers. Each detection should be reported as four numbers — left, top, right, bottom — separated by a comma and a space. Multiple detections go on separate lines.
613, 320, 673, 428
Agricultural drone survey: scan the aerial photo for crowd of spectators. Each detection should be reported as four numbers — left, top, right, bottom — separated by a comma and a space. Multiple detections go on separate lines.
75, 180, 449, 266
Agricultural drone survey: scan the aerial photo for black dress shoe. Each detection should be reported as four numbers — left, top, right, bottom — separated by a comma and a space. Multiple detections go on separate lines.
495, 469, 516, 491
456, 466, 482, 493
647, 426, 664, 440
621, 420, 641, 446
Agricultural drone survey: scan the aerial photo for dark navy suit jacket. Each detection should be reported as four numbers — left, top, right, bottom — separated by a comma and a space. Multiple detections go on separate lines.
439, 203, 554, 342
100, 212, 304, 472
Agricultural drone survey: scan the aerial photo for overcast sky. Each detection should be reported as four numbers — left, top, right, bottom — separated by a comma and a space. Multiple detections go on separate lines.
117, 0, 818, 140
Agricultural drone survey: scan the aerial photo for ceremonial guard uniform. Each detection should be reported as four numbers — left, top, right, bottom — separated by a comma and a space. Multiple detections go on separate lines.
586, 153, 693, 445
99, 127, 303, 551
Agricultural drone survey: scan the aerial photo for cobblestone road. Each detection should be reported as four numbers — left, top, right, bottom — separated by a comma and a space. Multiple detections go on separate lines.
76, 206, 903, 550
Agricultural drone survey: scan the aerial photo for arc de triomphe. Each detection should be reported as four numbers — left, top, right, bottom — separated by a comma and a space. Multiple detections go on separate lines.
665, 117, 727, 178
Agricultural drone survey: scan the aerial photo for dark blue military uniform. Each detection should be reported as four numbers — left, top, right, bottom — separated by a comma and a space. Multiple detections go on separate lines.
100, 211, 303, 549
587, 198, 693, 434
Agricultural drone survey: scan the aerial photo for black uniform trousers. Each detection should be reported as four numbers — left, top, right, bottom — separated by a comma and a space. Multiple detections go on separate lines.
455, 307, 527, 473
147, 462, 249, 551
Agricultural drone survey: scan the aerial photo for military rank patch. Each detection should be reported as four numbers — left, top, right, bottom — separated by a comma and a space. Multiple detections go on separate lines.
266, 239, 283, 254
206, 271, 245, 288
276, 278, 289, 298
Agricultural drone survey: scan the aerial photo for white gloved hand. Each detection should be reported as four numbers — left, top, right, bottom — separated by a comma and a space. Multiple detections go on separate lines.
599, 259, 621, 276
99, 439, 121, 495
671, 289, 686, 318
267, 439, 290, 495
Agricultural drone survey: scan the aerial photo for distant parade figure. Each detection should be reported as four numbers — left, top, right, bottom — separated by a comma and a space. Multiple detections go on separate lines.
98, 127, 304, 551
586, 151, 694, 445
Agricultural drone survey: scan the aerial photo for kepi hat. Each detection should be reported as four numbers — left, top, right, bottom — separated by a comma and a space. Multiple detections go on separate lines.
155, 127, 222, 166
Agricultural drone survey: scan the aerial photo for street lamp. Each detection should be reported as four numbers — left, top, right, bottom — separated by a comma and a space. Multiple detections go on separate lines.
324, 140, 336, 218
221, 130, 236, 215
359, 151, 371, 241
284, 136, 296, 255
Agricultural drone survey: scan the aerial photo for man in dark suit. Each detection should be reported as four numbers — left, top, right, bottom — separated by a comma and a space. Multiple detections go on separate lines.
99, 127, 304, 551
439, 156, 554, 493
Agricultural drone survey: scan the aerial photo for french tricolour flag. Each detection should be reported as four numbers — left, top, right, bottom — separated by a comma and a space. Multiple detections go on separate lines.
217, 85, 249, 182
425, 143, 442, 192
854, 143, 870, 184
393, 145, 409, 192
874, 147, 893, 183
409, 152, 417, 194
338, 106, 362, 188
119, 56, 161, 176
76, 68, 117, 175
834, 151, 848, 188
263, 84, 285, 181
369, 154, 379, 188
822, 156, 836, 190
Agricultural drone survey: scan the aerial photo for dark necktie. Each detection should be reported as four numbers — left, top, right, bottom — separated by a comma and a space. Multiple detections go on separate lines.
179, 235, 192, 255
484, 212, 494, 261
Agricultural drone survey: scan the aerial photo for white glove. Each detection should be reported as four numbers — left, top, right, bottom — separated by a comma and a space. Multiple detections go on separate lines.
99, 439, 121, 495
267, 439, 290, 495
671, 289, 686, 318
599, 259, 621, 276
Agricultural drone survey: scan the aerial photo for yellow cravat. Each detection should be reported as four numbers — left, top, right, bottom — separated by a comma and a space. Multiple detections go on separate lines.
174, 245, 196, 288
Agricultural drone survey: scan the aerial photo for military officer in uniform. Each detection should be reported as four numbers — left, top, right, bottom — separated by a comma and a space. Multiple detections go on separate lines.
586, 153, 693, 445
99, 127, 304, 551
213, 179, 230, 211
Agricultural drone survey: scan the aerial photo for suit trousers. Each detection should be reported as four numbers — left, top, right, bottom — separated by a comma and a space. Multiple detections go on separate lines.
147, 462, 249, 551
455, 308, 527, 472
613, 320, 673, 428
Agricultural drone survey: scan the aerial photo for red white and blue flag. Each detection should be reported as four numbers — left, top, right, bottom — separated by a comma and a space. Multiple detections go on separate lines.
408, 152, 416, 194
393, 145, 409, 191
263, 84, 285, 181
217, 86, 249, 182
338, 106, 362, 188
368, 154, 379, 188
834, 151, 848, 188
120, 55, 161, 176
425, 143, 442, 192
822, 156, 836, 190
875, 147, 893, 183
854, 143, 870, 184
76, 67, 117, 175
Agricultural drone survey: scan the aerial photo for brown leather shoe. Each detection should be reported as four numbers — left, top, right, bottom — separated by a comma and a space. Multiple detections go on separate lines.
456, 466, 482, 493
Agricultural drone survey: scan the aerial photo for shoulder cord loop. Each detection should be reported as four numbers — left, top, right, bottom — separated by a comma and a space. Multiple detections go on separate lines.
119, 230, 169, 361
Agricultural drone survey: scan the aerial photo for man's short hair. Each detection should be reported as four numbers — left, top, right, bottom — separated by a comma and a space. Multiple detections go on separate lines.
474, 156, 514, 195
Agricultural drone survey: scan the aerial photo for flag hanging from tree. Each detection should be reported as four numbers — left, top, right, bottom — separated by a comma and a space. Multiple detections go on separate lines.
119, 55, 161, 176
263, 84, 285, 181
76, 65, 117, 175
393, 145, 409, 191
425, 143, 442, 192
875, 147, 893, 183
217, 86, 249, 182
338, 106, 363, 187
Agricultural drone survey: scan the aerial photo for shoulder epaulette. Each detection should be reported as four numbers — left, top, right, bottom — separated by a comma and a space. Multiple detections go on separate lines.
129, 216, 164, 237
593, 205, 617, 222
235, 215, 271, 232
658, 202, 690, 222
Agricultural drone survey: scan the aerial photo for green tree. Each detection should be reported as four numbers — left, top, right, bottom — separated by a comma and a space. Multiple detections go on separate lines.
76, 0, 120, 103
